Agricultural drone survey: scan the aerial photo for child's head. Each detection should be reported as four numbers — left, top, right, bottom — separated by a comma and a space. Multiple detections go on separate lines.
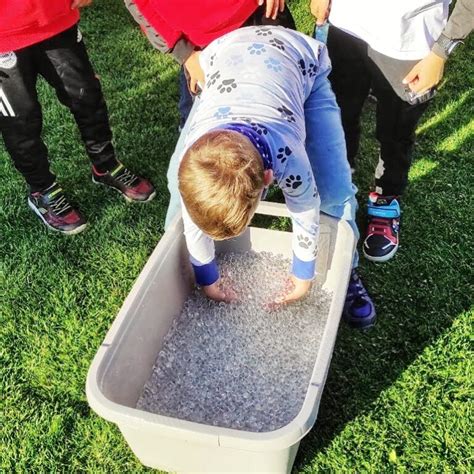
179, 130, 272, 240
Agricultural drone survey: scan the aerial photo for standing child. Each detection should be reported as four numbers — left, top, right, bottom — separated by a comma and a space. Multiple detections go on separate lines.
0, 0, 156, 235
124, 0, 296, 128
166, 26, 376, 328
311, 0, 473, 261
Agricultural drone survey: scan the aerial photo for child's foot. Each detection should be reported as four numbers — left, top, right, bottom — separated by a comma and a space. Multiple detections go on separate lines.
363, 192, 400, 262
343, 270, 376, 329
28, 182, 88, 235
92, 162, 156, 203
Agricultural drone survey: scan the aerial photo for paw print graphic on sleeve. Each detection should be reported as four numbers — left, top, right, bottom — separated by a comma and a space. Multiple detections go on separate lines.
209, 53, 216, 67
269, 38, 285, 51
256, 27, 273, 36
278, 105, 296, 123
217, 78, 237, 94
285, 174, 303, 190
299, 59, 318, 77
214, 106, 232, 119
264, 57, 282, 72
206, 70, 221, 88
248, 43, 266, 55
312, 246, 319, 258
297, 234, 311, 249
312, 186, 318, 198
277, 146, 292, 164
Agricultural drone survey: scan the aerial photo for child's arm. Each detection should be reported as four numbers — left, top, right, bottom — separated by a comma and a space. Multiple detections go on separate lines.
403, 0, 473, 94
125, 0, 204, 91
71, 0, 92, 8
275, 146, 320, 304
182, 203, 235, 302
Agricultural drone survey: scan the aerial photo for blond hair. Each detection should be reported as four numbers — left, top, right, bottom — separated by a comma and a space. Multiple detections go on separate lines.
178, 130, 264, 240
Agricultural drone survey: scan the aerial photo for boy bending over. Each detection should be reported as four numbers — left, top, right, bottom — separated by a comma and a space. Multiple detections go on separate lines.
167, 26, 375, 328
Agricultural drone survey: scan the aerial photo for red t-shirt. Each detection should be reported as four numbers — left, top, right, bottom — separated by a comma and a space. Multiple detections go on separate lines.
0, 0, 79, 53
132, 0, 259, 48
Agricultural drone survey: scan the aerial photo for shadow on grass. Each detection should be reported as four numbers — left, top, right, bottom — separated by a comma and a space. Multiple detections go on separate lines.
294, 54, 473, 470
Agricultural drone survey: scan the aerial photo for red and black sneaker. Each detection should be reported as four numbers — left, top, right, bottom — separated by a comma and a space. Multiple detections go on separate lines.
92, 162, 156, 203
28, 183, 88, 235
363, 192, 400, 262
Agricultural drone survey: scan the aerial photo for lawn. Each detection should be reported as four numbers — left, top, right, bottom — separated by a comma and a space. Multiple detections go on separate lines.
1, 0, 473, 472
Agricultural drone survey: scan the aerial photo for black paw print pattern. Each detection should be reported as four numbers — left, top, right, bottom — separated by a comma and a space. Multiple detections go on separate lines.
217, 78, 237, 93
277, 146, 292, 164
298, 59, 318, 78
278, 105, 296, 123
269, 38, 285, 51
209, 53, 216, 67
297, 234, 311, 249
285, 174, 303, 190
256, 27, 273, 36
312, 186, 318, 198
207, 70, 221, 88
312, 246, 319, 258
250, 122, 268, 136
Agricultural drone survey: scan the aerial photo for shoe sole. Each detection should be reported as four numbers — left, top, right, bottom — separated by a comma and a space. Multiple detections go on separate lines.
28, 198, 88, 236
363, 242, 399, 263
92, 176, 157, 203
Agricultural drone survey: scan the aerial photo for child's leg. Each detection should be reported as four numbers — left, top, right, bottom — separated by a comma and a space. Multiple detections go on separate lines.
304, 66, 375, 328
369, 63, 431, 196
304, 66, 359, 268
35, 26, 117, 173
0, 47, 56, 192
178, 67, 194, 129
326, 26, 371, 169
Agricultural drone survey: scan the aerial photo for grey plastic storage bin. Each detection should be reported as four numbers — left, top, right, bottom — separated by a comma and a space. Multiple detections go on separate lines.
86, 201, 355, 473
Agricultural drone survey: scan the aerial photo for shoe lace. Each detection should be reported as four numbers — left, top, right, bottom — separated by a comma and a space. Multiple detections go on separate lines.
49, 193, 72, 216
368, 216, 396, 237
115, 168, 138, 187
347, 274, 368, 300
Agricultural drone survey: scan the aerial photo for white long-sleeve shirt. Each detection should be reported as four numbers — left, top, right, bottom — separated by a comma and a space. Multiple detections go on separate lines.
179, 26, 329, 285
329, 0, 452, 60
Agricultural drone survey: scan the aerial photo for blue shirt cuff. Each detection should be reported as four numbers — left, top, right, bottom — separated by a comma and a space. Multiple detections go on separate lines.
291, 252, 316, 280
192, 258, 219, 286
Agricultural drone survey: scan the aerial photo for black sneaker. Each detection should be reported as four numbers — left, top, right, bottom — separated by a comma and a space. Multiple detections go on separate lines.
363, 193, 400, 262
92, 162, 156, 203
28, 183, 88, 235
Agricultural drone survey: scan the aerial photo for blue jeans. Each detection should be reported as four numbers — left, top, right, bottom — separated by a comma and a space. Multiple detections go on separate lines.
165, 72, 359, 268
178, 68, 194, 130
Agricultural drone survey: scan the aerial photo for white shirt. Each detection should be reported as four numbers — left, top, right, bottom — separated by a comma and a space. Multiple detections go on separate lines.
329, 0, 451, 60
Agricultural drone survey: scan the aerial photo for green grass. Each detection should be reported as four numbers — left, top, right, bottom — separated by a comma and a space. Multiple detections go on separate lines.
1, 0, 473, 471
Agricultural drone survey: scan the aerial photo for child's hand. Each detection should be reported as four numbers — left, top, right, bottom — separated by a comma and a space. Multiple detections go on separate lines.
310, 0, 331, 25
266, 275, 311, 310
71, 0, 92, 9
402, 51, 446, 94
202, 280, 237, 303
184, 51, 205, 94
258, 0, 285, 20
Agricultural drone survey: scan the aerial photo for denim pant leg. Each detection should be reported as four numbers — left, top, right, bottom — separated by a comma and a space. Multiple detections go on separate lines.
178, 67, 195, 129
165, 97, 201, 229
304, 71, 360, 268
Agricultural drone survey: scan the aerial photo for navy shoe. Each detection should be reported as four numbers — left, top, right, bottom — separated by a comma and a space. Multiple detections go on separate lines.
363, 193, 400, 262
343, 270, 376, 329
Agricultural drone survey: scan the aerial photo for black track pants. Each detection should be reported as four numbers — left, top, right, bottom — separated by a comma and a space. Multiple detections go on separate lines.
327, 26, 430, 196
0, 25, 116, 192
